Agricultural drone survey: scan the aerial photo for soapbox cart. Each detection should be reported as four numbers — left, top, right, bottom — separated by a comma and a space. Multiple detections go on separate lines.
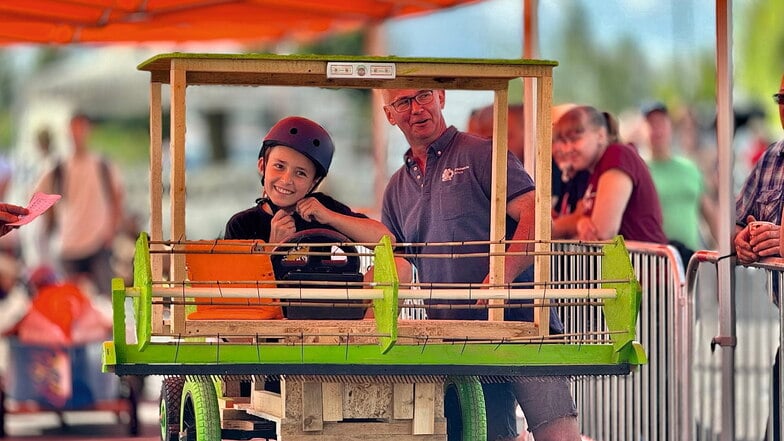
102, 53, 646, 441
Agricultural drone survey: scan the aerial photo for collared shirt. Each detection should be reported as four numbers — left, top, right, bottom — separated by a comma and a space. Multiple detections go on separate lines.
381, 126, 535, 319
736, 139, 784, 226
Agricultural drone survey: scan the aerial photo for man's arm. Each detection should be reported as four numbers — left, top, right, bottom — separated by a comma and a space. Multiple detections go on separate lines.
504, 190, 536, 283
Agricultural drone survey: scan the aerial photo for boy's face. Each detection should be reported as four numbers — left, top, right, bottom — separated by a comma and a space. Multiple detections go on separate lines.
258, 145, 318, 209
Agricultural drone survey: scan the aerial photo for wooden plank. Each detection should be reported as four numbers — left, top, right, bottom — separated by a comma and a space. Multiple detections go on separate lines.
222, 419, 272, 430
251, 390, 283, 420
149, 81, 164, 335
301, 382, 323, 431
221, 379, 242, 397
322, 383, 343, 422
342, 383, 391, 420
220, 408, 250, 420
185, 319, 538, 341
533, 74, 554, 335
392, 383, 414, 420
142, 54, 556, 84
217, 397, 235, 409
412, 383, 436, 435
169, 61, 187, 334
280, 420, 447, 438
489, 90, 510, 322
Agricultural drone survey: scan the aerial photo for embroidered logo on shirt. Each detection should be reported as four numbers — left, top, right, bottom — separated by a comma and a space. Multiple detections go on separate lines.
441, 165, 470, 182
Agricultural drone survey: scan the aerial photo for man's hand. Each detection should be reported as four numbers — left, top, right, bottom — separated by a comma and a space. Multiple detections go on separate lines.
0, 203, 29, 237
733, 216, 779, 264
748, 218, 781, 259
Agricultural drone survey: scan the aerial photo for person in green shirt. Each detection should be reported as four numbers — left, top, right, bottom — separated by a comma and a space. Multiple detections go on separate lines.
643, 101, 718, 263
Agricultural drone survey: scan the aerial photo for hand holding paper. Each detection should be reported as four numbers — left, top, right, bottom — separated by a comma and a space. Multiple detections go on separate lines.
3, 192, 62, 230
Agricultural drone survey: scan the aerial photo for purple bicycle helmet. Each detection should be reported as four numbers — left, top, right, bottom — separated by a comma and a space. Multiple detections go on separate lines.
258, 116, 335, 178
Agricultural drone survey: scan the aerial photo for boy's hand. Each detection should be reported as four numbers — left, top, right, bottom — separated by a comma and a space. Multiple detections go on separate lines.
269, 209, 296, 243
296, 197, 330, 224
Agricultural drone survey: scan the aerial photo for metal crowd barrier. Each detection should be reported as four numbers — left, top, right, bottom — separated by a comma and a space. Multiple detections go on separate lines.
686, 252, 783, 441
556, 240, 688, 441
370, 237, 782, 440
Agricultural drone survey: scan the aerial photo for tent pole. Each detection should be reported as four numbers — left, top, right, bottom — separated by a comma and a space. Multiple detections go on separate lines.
715, 2, 736, 441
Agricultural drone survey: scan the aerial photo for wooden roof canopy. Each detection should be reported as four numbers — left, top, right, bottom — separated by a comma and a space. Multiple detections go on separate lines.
0, 0, 483, 45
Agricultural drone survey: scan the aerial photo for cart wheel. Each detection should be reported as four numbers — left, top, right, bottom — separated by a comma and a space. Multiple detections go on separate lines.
445, 377, 487, 441
180, 378, 220, 441
160, 376, 185, 441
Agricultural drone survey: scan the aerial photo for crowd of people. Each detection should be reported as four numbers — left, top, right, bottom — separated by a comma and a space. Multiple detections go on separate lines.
1, 74, 783, 440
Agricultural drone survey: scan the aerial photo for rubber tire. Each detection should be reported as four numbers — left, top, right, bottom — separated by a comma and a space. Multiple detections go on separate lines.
446, 377, 487, 441
160, 376, 185, 441
180, 379, 221, 441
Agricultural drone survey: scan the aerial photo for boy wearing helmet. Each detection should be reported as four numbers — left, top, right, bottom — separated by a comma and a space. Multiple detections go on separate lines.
225, 116, 391, 246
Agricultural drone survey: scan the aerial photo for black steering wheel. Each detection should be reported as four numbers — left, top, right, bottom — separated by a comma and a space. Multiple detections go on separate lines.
270, 229, 367, 320
270, 228, 361, 280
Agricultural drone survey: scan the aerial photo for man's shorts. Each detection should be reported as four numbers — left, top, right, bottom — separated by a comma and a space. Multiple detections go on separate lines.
446, 378, 578, 440
512, 376, 578, 432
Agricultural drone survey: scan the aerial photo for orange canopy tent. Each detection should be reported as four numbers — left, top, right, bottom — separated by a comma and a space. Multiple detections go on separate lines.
0, 0, 481, 45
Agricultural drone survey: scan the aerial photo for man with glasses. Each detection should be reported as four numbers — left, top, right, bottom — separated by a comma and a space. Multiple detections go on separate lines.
734, 73, 784, 441
379, 88, 581, 441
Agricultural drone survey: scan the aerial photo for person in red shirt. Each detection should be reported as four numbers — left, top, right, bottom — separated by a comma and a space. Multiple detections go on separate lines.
552, 105, 667, 244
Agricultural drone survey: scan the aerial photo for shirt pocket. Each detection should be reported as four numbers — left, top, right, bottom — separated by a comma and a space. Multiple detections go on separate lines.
437, 187, 478, 221
755, 189, 783, 224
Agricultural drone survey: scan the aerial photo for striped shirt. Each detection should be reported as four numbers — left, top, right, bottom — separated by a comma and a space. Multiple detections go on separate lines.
736, 139, 784, 226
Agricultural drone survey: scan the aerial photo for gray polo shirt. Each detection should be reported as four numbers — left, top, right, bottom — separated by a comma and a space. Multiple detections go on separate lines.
382, 126, 535, 319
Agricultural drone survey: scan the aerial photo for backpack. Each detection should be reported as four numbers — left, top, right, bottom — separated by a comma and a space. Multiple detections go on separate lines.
51, 156, 114, 204
45, 156, 116, 233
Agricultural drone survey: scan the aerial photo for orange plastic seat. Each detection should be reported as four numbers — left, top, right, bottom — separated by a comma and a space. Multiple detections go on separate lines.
184, 240, 283, 320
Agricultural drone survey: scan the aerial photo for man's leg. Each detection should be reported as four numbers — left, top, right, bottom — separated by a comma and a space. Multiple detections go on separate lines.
445, 382, 518, 441
482, 383, 518, 441
512, 377, 581, 441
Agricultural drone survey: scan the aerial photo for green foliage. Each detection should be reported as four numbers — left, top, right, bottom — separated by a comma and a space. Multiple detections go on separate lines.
298, 31, 365, 56
736, 0, 784, 127
0, 111, 12, 151
90, 119, 150, 165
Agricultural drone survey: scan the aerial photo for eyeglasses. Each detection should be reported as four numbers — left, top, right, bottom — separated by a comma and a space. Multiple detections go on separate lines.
774, 93, 784, 105
387, 90, 435, 113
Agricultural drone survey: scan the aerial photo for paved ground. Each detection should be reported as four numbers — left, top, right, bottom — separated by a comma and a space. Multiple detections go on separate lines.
2, 400, 159, 440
